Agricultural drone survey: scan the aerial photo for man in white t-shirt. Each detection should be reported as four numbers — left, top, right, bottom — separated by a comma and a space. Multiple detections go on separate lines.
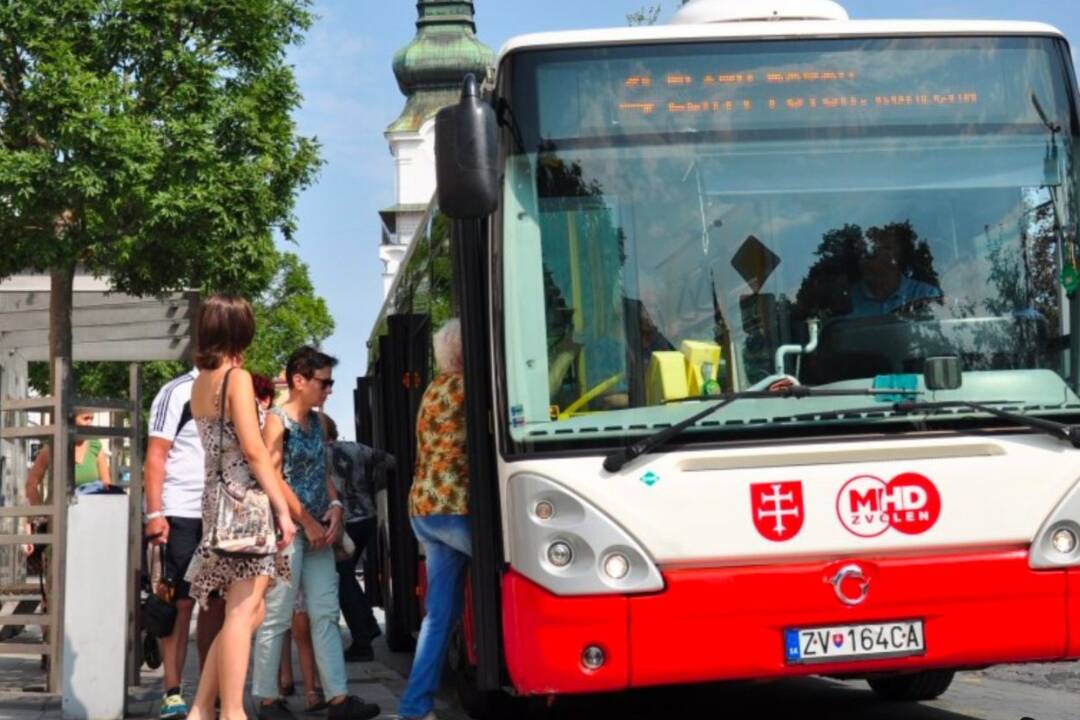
145, 369, 224, 719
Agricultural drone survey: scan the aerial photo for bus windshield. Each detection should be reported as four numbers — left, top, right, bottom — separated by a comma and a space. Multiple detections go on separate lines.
498, 36, 1080, 446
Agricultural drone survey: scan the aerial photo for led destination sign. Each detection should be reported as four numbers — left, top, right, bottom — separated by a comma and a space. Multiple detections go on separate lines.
616, 68, 978, 119
528, 38, 1056, 141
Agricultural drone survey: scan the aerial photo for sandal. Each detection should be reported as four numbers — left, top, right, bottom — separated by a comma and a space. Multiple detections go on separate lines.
305, 689, 328, 713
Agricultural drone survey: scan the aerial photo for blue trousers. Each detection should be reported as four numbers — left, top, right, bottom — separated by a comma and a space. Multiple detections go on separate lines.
251, 536, 349, 699
398, 515, 472, 718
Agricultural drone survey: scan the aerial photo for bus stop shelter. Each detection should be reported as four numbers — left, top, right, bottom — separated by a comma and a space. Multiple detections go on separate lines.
0, 273, 196, 716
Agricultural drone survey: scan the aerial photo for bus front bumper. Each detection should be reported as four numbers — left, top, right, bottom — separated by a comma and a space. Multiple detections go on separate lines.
501, 549, 1078, 695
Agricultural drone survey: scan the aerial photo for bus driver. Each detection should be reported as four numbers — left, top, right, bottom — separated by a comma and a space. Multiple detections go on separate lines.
848, 226, 942, 317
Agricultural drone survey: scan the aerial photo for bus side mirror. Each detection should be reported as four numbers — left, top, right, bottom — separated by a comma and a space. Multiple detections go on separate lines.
435, 74, 498, 220
924, 356, 962, 391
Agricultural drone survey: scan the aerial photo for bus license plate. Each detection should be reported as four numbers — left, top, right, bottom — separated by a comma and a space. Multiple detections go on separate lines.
784, 620, 925, 664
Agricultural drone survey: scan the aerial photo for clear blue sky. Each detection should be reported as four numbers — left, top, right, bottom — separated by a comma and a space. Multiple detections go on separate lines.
283, 0, 1079, 439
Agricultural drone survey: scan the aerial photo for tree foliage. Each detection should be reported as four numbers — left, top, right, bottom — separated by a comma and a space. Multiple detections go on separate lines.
0, 0, 323, 371
244, 251, 335, 378
627, 4, 662, 26
627, 0, 690, 26
29, 357, 186, 410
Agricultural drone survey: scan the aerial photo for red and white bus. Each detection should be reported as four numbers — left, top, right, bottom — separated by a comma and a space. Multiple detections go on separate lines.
360, 0, 1080, 714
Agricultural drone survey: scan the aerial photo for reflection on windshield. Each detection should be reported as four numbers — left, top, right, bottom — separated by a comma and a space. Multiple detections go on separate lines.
501, 37, 1080, 443
791, 208, 1062, 385
796, 221, 943, 321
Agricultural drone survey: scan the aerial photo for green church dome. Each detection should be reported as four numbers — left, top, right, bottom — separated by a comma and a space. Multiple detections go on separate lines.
389, 1, 495, 134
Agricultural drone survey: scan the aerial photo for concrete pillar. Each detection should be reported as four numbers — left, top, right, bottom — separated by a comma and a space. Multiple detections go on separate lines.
62, 495, 130, 720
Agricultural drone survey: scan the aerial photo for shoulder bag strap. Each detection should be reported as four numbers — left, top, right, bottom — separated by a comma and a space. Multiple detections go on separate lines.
217, 368, 235, 485
282, 410, 291, 481
269, 407, 291, 468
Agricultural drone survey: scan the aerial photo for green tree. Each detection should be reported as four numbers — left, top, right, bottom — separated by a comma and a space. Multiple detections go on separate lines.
0, 0, 322, 386
29, 358, 187, 412
627, 0, 690, 26
627, 4, 662, 25
244, 251, 335, 378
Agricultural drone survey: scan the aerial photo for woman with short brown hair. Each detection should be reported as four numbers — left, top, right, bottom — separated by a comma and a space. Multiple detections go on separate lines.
184, 293, 296, 720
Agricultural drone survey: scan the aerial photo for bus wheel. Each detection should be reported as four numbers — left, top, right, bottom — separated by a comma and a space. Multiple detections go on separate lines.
379, 524, 414, 652
867, 670, 955, 701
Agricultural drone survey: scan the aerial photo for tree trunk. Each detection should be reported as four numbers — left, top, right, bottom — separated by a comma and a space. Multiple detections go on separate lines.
49, 263, 76, 395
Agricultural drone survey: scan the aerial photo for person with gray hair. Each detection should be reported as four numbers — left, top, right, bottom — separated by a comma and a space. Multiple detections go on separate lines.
396, 319, 471, 720
432, 317, 463, 375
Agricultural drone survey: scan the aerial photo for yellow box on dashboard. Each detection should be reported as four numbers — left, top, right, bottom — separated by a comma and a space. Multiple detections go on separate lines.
646, 351, 689, 406
681, 340, 722, 396
645, 341, 724, 404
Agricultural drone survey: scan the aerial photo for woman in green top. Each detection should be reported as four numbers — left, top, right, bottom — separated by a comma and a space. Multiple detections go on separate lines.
26, 409, 112, 505
21, 410, 110, 672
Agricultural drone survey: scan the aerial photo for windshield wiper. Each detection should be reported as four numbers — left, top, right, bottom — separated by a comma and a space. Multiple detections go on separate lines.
884, 399, 1080, 448
602, 386, 920, 472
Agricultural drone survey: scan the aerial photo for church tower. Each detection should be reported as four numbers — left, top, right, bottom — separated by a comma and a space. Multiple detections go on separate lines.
379, 1, 494, 295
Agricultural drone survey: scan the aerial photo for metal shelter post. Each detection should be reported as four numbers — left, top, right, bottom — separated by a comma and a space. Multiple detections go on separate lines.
48, 358, 72, 694
126, 363, 144, 688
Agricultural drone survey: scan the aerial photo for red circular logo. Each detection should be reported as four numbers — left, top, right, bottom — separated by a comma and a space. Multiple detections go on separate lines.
836, 472, 941, 537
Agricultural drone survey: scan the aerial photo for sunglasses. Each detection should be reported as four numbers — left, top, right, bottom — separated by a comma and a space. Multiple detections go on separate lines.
312, 377, 335, 390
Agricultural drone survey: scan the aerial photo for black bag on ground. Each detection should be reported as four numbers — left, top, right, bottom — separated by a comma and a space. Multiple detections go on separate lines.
143, 629, 162, 669
141, 543, 177, 638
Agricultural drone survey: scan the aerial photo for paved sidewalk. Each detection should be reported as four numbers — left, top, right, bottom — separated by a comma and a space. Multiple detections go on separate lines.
0, 614, 468, 720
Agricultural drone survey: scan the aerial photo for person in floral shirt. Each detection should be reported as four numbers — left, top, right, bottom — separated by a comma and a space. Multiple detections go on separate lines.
398, 319, 471, 720
409, 366, 468, 516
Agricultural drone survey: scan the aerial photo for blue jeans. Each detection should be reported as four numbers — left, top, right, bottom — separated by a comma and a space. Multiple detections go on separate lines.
398, 515, 472, 718
251, 535, 349, 699
75, 481, 119, 492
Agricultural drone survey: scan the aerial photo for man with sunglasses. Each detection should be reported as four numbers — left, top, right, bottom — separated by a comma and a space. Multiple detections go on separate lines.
252, 347, 379, 720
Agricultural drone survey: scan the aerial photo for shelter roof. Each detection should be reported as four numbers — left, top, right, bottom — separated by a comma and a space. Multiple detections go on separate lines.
0, 274, 196, 362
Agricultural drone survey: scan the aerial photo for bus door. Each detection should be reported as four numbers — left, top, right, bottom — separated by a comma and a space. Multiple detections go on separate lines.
372, 312, 430, 650
353, 376, 383, 612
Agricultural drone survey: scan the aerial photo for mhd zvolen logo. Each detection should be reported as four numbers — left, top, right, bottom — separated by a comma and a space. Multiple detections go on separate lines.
836, 472, 941, 537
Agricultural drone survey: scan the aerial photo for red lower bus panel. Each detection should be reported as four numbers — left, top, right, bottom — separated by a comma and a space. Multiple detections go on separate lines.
630, 550, 1067, 686
1067, 569, 1080, 656
502, 550, 1070, 695
502, 571, 629, 694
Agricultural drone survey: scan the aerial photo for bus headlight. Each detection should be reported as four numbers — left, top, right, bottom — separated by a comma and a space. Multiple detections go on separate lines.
547, 541, 573, 567
1031, 483, 1080, 569
1052, 527, 1078, 554
602, 552, 630, 580
509, 473, 664, 595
